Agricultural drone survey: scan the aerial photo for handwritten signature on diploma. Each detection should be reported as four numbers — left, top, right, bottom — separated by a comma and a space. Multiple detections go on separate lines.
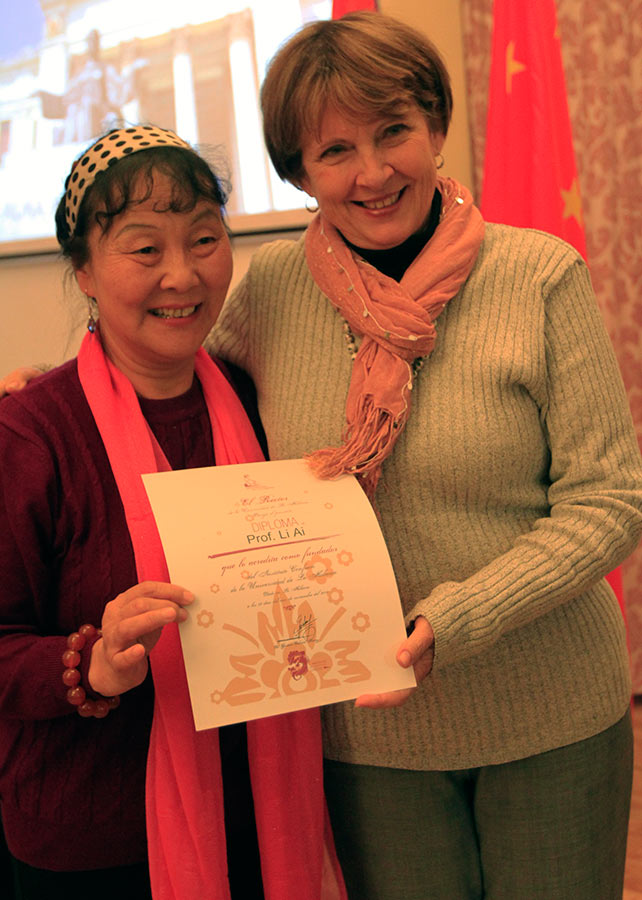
276, 613, 317, 648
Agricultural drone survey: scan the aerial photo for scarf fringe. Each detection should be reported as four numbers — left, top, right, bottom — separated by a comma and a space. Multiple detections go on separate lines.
306, 398, 407, 498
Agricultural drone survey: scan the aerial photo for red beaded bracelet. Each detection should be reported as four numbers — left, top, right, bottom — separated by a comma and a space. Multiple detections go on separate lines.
62, 623, 120, 718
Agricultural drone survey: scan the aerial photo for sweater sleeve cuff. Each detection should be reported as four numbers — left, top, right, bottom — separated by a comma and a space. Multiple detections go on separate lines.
404, 583, 465, 673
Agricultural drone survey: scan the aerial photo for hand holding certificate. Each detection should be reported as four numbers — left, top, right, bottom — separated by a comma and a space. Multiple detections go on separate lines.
143, 458, 415, 729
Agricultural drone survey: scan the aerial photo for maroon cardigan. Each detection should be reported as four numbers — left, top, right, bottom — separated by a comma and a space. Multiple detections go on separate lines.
0, 359, 264, 871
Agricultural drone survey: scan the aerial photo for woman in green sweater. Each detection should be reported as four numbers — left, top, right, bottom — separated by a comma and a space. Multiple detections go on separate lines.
208, 12, 642, 900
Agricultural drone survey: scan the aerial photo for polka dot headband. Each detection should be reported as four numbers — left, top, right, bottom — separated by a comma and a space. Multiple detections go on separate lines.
64, 125, 192, 236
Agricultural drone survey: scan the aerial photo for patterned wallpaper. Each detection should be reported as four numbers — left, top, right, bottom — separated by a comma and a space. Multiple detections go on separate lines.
460, 0, 642, 689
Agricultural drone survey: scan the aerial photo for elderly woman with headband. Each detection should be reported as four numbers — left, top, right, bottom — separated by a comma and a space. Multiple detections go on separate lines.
205, 12, 642, 900
0, 127, 346, 900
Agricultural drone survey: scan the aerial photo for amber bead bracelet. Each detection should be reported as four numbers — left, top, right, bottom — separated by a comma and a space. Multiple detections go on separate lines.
62, 623, 120, 718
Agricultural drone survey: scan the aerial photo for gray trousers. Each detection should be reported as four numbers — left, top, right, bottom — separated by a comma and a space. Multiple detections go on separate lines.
324, 710, 632, 900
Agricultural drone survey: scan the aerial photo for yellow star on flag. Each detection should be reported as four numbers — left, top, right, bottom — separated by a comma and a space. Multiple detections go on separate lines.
561, 178, 583, 226
506, 40, 527, 93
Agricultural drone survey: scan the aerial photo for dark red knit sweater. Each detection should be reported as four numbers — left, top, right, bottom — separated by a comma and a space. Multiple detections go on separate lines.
0, 358, 264, 871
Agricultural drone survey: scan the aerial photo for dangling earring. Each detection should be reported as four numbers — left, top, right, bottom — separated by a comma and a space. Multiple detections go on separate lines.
305, 198, 319, 213
435, 152, 445, 170
86, 297, 97, 333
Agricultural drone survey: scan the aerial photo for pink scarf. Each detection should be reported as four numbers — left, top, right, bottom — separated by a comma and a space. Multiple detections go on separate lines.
304, 176, 485, 498
77, 331, 346, 900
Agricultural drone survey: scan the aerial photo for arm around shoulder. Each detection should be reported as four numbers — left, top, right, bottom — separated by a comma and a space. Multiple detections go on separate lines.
0, 365, 48, 397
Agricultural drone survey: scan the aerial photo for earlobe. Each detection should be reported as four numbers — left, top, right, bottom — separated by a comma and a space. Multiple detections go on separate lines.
299, 175, 312, 198
431, 132, 446, 155
75, 267, 92, 297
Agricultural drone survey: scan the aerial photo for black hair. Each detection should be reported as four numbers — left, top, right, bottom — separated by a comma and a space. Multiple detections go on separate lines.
55, 141, 231, 268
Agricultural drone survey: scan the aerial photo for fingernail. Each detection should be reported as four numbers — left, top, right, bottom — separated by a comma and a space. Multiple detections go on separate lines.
182, 591, 194, 603
399, 650, 412, 667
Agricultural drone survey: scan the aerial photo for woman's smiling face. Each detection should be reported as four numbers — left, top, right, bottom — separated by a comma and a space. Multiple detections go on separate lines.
75, 172, 232, 397
300, 103, 444, 250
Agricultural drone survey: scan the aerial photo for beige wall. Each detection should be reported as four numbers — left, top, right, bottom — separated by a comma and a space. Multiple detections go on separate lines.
0, 1, 472, 374
379, 0, 472, 189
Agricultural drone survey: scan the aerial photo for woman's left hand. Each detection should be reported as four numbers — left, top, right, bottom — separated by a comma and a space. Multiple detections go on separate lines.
354, 615, 435, 709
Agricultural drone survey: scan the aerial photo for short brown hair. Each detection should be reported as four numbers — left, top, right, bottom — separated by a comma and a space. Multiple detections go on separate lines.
261, 11, 452, 186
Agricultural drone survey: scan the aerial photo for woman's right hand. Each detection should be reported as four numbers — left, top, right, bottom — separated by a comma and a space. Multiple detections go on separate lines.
88, 581, 194, 697
0, 366, 42, 397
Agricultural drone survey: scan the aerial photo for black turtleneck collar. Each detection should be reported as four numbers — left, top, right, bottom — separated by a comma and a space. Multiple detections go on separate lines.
342, 188, 442, 282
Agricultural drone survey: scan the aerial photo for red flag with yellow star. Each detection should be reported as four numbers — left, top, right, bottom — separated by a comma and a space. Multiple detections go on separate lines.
481, 0, 586, 259
482, 0, 627, 610
332, 0, 378, 18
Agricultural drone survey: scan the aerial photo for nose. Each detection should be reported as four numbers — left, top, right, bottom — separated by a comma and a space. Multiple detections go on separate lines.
159, 249, 199, 292
355, 148, 394, 190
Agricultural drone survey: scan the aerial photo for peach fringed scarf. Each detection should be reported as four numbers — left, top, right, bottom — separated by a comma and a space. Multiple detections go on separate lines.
304, 177, 485, 498
77, 331, 346, 900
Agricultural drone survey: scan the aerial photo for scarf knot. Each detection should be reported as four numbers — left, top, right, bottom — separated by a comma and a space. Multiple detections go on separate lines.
304, 176, 485, 498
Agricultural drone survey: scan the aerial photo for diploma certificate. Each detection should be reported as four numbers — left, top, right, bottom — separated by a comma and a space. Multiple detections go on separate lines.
143, 459, 415, 730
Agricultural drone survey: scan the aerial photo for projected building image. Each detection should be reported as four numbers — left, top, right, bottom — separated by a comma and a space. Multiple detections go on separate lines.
0, 0, 330, 254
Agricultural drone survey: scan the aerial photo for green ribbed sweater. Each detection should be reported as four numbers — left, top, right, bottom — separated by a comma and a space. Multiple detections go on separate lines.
208, 223, 642, 769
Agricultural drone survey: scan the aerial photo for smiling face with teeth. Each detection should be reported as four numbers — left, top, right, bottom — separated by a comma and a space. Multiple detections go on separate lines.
300, 103, 444, 251
75, 173, 232, 398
